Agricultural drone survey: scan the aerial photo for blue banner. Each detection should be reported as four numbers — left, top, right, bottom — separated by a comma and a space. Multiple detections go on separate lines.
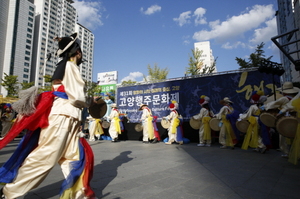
117, 70, 280, 123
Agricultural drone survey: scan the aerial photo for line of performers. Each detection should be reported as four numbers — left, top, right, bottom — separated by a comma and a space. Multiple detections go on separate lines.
190, 81, 300, 165
85, 81, 300, 165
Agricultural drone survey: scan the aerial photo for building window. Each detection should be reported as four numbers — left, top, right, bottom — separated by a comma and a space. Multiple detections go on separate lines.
27, 28, 32, 33
25, 57, 30, 61
25, 51, 30, 55
24, 68, 29, 72
24, 62, 29, 67
29, 12, 34, 17
29, 6, 34, 11
26, 45, 31, 50
27, 34, 32, 38
26, 39, 31, 44
23, 74, 29, 78
28, 17, 33, 22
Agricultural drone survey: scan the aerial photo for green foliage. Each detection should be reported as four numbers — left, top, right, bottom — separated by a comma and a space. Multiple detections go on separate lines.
20, 81, 35, 90
85, 81, 101, 97
38, 75, 52, 93
185, 48, 216, 76
121, 80, 137, 86
146, 63, 169, 82
235, 42, 273, 69
1, 73, 19, 97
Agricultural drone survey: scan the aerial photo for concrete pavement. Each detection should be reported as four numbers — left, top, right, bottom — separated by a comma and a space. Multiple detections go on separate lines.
1, 138, 300, 199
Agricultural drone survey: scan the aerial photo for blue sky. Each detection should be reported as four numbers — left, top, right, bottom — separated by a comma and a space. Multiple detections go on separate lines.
73, 0, 280, 83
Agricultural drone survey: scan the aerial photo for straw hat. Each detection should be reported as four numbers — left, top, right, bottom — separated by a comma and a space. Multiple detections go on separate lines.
138, 104, 147, 110
223, 97, 233, 104
276, 82, 300, 94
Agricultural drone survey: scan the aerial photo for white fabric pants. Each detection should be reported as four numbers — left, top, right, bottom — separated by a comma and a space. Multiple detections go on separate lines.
3, 114, 81, 199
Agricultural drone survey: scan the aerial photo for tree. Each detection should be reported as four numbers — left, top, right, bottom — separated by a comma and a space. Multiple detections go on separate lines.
1, 73, 19, 97
20, 81, 35, 90
121, 80, 137, 86
85, 81, 101, 97
185, 48, 216, 76
145, 63, 169, 82
38, 75, 53, 93
235, 42, 273, 69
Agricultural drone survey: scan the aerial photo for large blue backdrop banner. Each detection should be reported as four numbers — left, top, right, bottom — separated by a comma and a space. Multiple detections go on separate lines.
116, 70, 281, 123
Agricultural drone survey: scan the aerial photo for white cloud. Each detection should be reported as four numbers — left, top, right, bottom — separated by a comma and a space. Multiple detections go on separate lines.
193, 4, 275, 43
173, 11, 192, 27
140, 5, 161, 15
73, 0, 105, 30
194, 7, 207, 25
121, 72, 144, 82
250, 17, 277, 44
222, 41, 246, 49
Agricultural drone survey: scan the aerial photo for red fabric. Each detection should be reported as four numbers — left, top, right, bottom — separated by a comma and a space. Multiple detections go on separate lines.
169, 103, 175, 109
0, 92, 55, 149
251, 94, 260, 102
80, 138, 95, 198
199, 98, 205, 104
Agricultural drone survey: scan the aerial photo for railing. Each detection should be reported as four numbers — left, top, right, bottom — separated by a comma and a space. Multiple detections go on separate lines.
117, 68, 258, 87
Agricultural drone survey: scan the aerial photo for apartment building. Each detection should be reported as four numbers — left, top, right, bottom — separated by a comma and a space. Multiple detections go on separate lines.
0, 0, 35, 96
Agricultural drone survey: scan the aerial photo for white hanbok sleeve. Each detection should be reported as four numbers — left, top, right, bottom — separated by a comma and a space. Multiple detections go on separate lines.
62, 61, 87, 108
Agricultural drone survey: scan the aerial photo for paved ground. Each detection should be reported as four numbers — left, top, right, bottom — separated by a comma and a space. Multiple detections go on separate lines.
1, 138, 300, 199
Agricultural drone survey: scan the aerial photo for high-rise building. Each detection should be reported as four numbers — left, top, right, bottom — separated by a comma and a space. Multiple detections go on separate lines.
275, 0, 300, 82
0, 0, 36, 96
31, 0, 78, 88
75, 23, 94, 81
194, 41, 217, 73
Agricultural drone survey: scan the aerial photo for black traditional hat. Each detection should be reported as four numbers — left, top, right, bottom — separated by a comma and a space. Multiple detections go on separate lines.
55, 33, 79, 57
51, 33, 81, 81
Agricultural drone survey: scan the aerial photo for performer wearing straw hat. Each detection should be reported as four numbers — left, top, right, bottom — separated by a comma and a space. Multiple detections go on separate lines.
108, 103, 121, 142
139, 104, 157, 143
0, 33, 96, 198
261, 82, 300, 158
193, 95, 214, 147
238, 91, 268, 153
216, 97, 237, 149
163, 101, 184, 145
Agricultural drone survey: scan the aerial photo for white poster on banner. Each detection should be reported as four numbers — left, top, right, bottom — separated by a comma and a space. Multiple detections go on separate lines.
97, 71, 118, 85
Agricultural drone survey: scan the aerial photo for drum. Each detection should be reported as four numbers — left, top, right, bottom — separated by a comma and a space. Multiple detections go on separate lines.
102, 120, 110, 129
161, 119, 170, 129
236, 120, 250, 133
209, 118, 221, 132
189, 117, 202, 130
276, 116, 298, 138
259, 109, 279, 127
135, 123, 143, 132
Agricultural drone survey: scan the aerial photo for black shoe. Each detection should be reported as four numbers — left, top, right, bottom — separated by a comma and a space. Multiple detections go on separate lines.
142, 141, 149, 144
152, 138, 158, 143
0, 188, 5, 199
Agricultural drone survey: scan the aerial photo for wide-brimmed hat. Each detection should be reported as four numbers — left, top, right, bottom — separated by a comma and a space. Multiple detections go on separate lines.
138, 104, 147, 110
223, 97, 233, 104
276, 82, 300, 94
55, 33, 79, 57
